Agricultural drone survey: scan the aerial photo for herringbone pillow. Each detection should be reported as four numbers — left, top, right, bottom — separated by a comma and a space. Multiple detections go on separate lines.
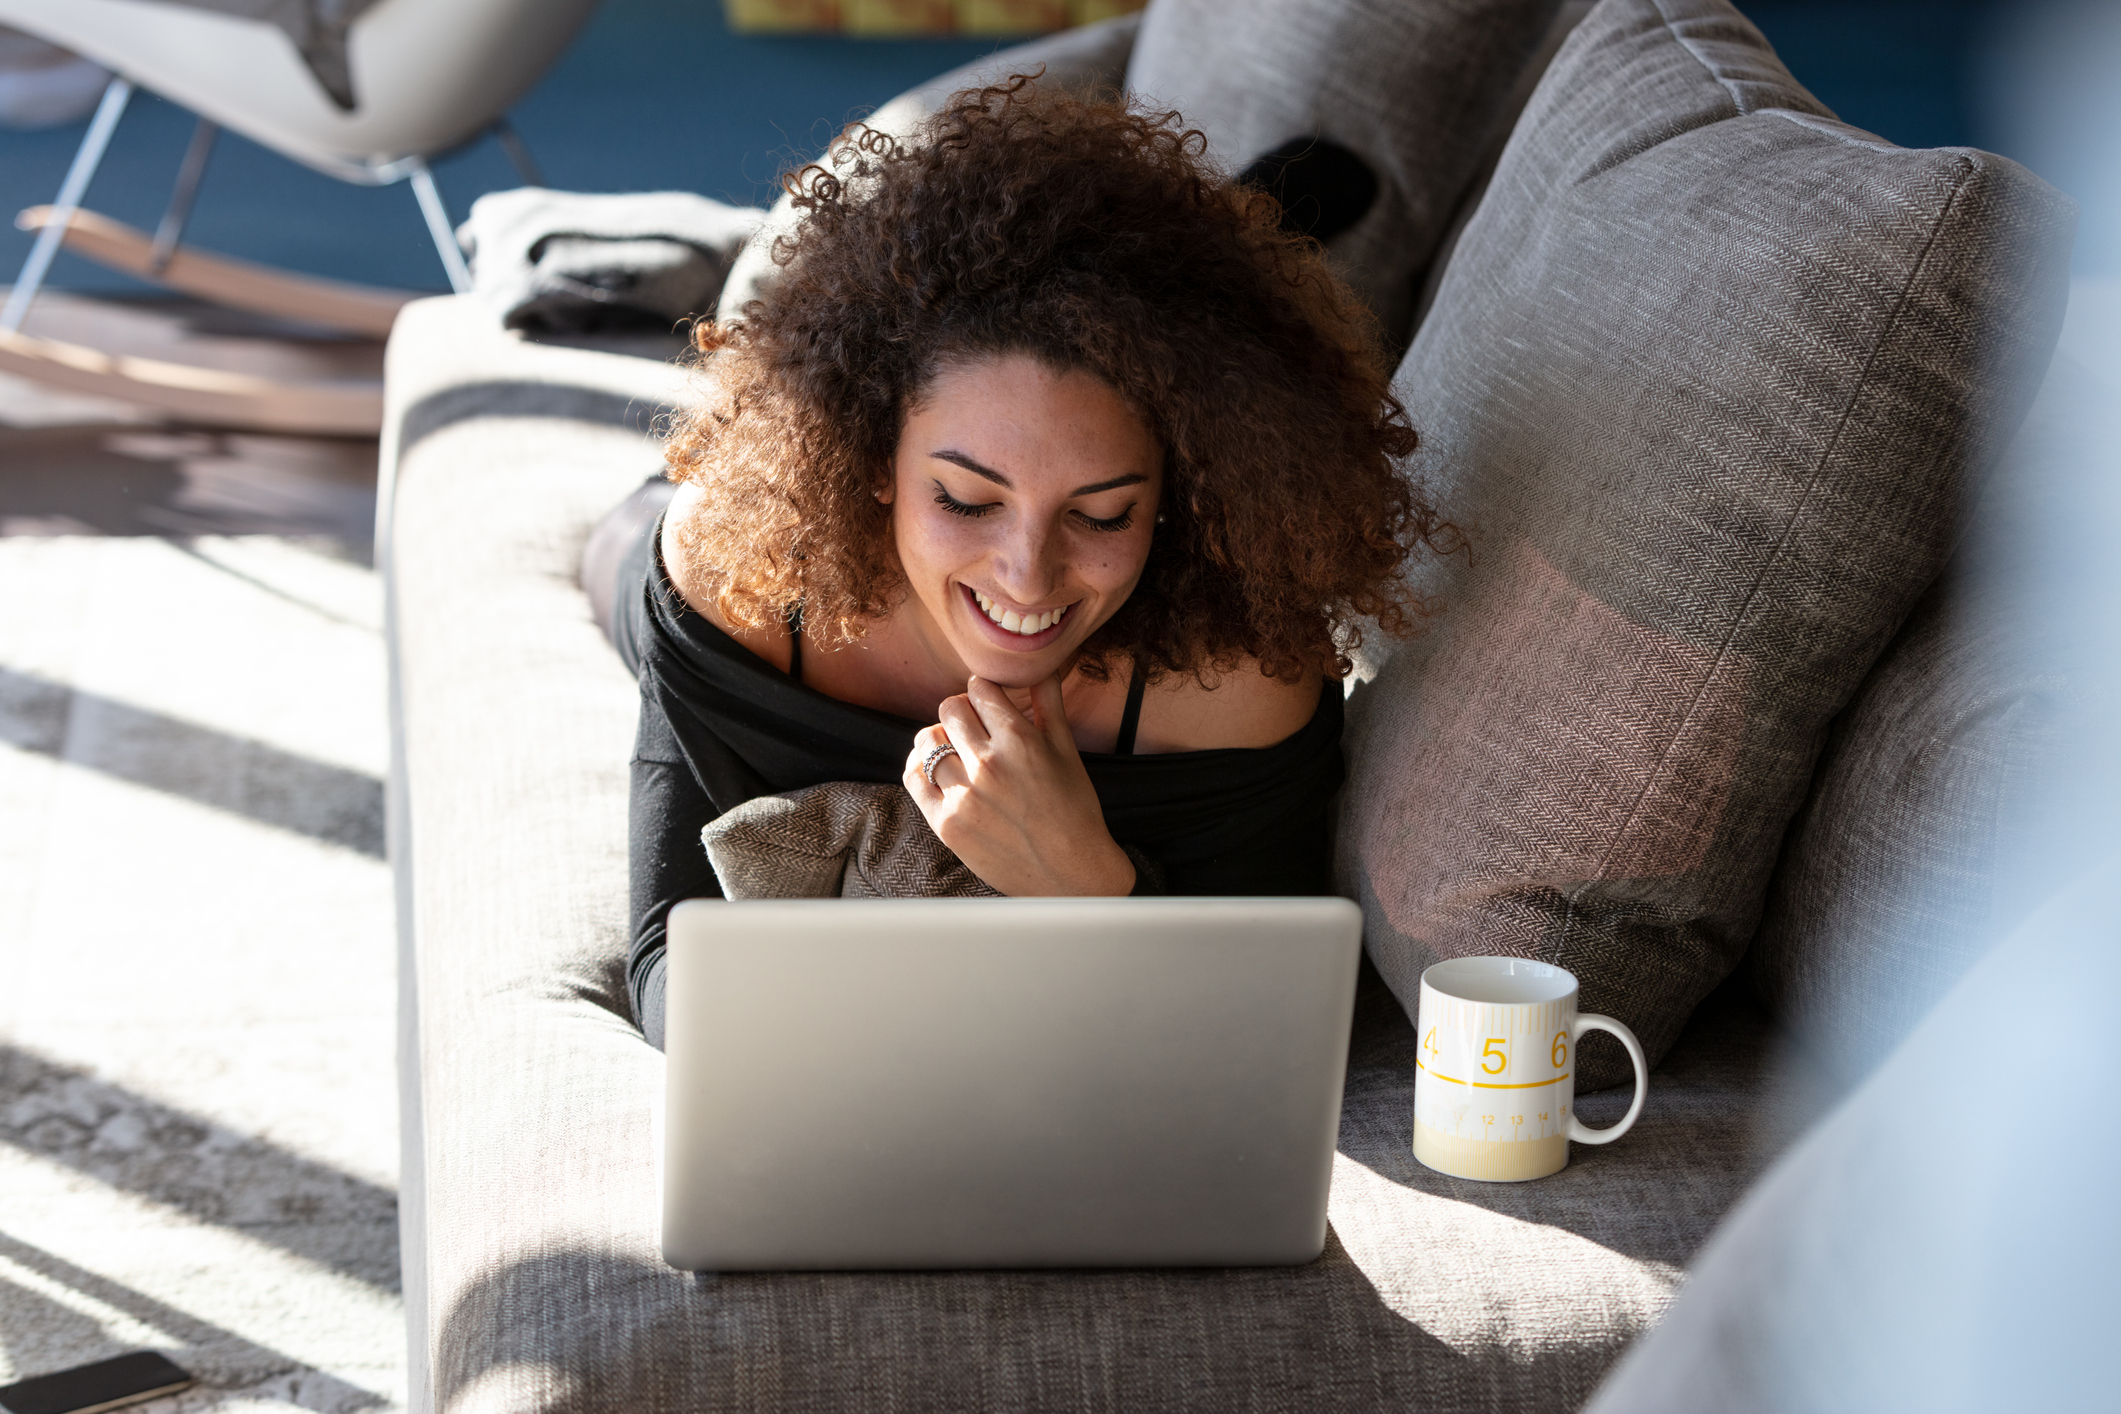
1338, 0, 2076, 1088
702, 782, 1001, 899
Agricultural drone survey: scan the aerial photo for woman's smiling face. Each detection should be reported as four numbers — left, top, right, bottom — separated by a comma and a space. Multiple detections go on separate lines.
887, 353, 1163, 689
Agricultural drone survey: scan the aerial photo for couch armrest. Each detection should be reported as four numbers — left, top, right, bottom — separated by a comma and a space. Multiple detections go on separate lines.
381, 295, 688, 1414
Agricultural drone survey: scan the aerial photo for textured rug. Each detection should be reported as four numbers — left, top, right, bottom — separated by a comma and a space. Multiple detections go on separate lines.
0, 532, 400, 1413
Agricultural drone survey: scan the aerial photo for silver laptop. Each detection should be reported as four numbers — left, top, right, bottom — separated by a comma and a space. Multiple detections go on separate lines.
660, 896, 1362, 1272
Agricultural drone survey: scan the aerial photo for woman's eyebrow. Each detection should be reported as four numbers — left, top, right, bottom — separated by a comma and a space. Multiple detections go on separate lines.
932, 449, 1011, 487
1070, 473, 1149, 496
930, 450, 1147, 497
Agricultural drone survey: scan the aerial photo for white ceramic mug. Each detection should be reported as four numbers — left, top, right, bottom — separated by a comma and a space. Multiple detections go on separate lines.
1411, 957, 1648, 1182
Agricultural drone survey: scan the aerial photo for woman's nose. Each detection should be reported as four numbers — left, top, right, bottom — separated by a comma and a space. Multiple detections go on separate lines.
991, 517, 1065, 601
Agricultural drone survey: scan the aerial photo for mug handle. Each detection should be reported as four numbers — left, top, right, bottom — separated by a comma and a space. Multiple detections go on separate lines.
1566, 1013, 1648, 1145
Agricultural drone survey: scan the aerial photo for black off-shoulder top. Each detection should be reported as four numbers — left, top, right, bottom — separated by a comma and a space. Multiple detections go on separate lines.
623, 529, 1346, 1048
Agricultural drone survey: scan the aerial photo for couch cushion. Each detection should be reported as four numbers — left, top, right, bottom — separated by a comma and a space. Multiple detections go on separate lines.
1123, 0, 1566, 352
1338, 0, 2076, 1089
1742, 350, 2116, 1084
389, 298, 1828, 1414
439, 975, 1817, 1414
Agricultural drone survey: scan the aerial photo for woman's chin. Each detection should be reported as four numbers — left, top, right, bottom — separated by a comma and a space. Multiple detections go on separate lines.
953, 629, 1080, 686
959, 646, 1071, 688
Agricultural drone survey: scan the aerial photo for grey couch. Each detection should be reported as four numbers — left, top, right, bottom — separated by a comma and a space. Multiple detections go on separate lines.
383, 1, 2081, 1409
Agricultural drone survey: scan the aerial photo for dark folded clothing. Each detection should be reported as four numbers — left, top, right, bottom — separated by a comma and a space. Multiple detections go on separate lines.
458, 188, 766, 335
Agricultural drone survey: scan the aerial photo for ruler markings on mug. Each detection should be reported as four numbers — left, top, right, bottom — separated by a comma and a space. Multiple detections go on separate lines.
1414, 1056, 1567, 1089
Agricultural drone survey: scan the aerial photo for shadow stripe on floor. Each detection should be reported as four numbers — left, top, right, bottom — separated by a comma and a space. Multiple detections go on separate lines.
0, 1044, 399, 1294
0, 665, 383, 859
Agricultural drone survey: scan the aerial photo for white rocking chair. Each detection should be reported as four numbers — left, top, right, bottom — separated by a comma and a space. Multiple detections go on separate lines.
0, 0, 601, 433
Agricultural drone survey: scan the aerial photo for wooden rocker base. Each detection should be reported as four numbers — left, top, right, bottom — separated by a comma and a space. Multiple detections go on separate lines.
18, 205, 417, 339
0, 325, 383, 436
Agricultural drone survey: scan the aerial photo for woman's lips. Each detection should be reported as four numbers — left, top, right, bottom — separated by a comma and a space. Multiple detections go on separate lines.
960, 582, 1072, 650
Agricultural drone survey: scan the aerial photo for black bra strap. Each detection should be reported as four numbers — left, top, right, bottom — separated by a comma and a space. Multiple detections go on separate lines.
1115, 660, 1146, 756
786, 602, 804, 684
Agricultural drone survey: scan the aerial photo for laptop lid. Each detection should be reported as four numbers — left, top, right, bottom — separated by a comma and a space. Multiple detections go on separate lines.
660, 896, 1362, 1272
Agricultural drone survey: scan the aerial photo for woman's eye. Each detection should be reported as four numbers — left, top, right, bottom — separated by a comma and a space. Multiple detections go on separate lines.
933, 484, 997, 518
1074, 507, 1135, 534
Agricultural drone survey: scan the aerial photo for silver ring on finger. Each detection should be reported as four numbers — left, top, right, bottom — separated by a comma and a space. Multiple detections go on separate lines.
920, 742, 960, 788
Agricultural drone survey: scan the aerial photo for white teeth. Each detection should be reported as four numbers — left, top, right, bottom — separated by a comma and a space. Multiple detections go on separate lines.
969, 587, 1068, 636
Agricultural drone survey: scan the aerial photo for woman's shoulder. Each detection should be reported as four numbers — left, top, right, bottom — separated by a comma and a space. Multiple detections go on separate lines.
1131, 660, 1327, 755
661, 483, 794, 673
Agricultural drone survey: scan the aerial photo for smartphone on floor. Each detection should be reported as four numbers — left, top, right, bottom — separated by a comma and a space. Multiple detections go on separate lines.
0, 1351, 194, 1414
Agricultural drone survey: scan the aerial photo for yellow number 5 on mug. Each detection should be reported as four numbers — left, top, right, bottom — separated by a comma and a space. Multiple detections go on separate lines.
1481, 1037, 1508, 1074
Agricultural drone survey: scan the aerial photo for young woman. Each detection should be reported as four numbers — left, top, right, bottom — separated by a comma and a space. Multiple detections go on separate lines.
601, 78, 1447, 1046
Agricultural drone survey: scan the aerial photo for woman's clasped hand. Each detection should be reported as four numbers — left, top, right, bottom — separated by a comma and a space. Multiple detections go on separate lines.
905, 675, 1136, 897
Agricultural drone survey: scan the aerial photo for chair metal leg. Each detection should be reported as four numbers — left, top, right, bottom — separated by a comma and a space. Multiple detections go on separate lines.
492, 119, 545, 188
406, 159, 472, 294
149, 117, 220, 275
2, 76, 134, 334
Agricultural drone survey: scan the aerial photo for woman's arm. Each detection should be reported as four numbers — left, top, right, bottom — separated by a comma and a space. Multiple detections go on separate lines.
628, 692, 724, 1051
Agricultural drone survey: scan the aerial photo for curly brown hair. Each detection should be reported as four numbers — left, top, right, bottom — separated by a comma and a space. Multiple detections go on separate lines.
664, 75, 1446, 683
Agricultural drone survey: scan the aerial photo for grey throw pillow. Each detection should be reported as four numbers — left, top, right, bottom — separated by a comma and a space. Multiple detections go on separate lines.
1124, 0, 1568, 352
1337, 0, 2076, 1088
1743, 354, 2115, 1086
702, 782, 1001, 899
1740, 575, 2067, 1086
